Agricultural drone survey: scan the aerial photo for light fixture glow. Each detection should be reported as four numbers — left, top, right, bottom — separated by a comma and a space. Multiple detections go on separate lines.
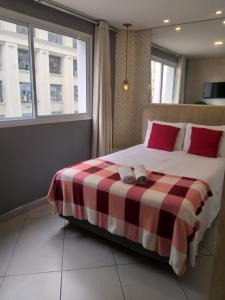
175, 26, 181, 31
163, 19, 170, 23
214, 40, 223, 46
122, 79, 129, 91
216, 10, 222, 15
223, 20, 225, 24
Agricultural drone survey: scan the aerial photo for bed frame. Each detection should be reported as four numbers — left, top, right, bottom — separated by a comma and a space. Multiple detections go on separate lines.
61, 104, 225, 290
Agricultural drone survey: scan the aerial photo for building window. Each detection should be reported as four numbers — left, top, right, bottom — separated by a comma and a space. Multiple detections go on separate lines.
0, 81, 3, 103
73, 59, 77, 77
20, 82, 32, 102
73, 39, 77, 49
18, 49, 30, 70
16, 25, 28, 35
50, 84, 62, 102
48, 32, 62, 44
49, 55, 61, 74
151, 59, 176, 103
74, 86, 78, 102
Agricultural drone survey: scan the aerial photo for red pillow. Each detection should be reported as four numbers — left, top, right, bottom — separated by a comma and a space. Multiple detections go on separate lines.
148, 123, 180, 151
188, 127, 223, 158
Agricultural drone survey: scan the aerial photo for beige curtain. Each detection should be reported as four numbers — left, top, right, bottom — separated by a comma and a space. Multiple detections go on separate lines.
175, 55, 186, 104
92, 21, 112, 157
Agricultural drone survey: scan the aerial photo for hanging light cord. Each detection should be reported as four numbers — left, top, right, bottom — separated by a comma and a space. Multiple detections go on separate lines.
125, 25, 128, 80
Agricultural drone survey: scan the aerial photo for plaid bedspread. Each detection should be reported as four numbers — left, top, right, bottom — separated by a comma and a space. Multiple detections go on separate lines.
48, 158, 212, 275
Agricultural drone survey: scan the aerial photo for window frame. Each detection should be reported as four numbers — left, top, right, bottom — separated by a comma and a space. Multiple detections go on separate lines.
151, 56, 177, 104
0, 7, 93, 128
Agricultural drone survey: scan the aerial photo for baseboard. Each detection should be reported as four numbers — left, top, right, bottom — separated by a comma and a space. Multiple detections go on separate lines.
0, 196, 47, 223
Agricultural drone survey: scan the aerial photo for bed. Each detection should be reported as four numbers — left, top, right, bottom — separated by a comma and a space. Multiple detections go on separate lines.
48, 104, 225, 276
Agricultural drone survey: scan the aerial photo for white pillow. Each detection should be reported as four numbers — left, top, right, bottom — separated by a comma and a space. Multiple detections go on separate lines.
144, 120, 186, 151
183, 123, 225, 157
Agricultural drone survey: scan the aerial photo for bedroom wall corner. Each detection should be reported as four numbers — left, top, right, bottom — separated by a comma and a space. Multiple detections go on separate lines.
113, 29, 151, 149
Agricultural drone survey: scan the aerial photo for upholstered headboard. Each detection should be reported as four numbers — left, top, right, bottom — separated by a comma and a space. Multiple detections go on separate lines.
142, 104, 225, 142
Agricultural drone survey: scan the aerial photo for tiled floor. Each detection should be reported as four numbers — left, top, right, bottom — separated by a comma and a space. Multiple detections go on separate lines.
0, 203, 216, 300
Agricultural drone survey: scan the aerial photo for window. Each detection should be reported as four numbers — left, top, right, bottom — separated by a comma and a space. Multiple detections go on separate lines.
16, 25, 28, 35
20, 82, 32, 102
49, 55, 61, 74
74, 86, 78, 101
73, 59, 77, 77
151, 59, 176, 103
0, 81, 3, 102
73, 39, 77, 49
50, 84, 62, 102
18, 49, 30, 70
0, 20, 33, 119
0, 17, 91, 122
48, 32, 62, 44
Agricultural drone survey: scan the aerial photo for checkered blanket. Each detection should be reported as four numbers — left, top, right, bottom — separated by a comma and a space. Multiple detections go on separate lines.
48, 158, 212, 275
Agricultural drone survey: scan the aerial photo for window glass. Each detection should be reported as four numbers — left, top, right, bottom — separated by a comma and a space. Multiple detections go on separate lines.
49, 55, 61, 74
0, 81, 3, 102
73, 59, 77, 77
161, 65, 175, 103
50, 84, 62, 101
20, 82, 32, 102
151, 59, 176, 103
0, 20, 33, 119
34, 28, 87, 116
48, 32, 62, 44
16, 25, 28, 35
18, 49, 30, 70
151, 60, 162, 103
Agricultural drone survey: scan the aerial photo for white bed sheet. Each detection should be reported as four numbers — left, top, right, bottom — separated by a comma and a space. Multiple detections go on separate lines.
102, 144, 225, 265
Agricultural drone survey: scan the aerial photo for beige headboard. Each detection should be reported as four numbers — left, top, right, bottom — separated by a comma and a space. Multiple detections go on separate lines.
142, 104, 225, 141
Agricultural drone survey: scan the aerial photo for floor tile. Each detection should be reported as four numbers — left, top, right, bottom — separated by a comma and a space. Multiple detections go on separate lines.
0, 243, 15, 276
27, 204, 55, 219
118, 262, 187, 300
64, 222, 92, 239
112, 244, 146, 265
0, 272, 61, 300
63, 237, 115, 270
6, 239, 63, 275
179, 256, 214, 300
19, 217, 65, 241
0, 217, 24, 243
62, 267, 124, 300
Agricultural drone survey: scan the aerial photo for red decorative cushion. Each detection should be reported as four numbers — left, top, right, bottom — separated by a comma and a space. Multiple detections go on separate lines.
188, 127, 223, 158
147, 123, 180, 151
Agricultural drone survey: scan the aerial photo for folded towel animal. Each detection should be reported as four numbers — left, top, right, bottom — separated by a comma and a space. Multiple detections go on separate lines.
134, 164, 149, 186
119, 165, 136, 184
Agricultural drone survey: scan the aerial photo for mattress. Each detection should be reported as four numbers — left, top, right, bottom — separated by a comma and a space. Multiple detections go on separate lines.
102, 144, 225, 264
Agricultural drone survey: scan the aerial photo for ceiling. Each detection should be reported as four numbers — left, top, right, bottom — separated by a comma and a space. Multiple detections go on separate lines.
152, 19, 225, 58
53, 0, 225, 29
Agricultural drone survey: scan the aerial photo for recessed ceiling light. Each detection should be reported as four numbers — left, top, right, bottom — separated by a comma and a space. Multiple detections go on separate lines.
163, 19, 170, 23
214, 40, 223, 46
223, 20, 225, 24
175, 26, 181, 31
216, 10, 222, 15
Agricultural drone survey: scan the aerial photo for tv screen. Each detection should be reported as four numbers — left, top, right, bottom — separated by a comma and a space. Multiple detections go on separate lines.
203, 82, 225, 99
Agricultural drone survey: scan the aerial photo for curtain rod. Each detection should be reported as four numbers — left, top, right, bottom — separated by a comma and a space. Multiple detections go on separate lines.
33, 0, 118, 32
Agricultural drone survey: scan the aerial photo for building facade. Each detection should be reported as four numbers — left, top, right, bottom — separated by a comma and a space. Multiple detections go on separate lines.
0, 20, 87, 119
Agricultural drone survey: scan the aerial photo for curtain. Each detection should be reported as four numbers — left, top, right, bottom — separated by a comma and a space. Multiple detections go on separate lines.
92, 21, 112, 157
175, 55, 186, 104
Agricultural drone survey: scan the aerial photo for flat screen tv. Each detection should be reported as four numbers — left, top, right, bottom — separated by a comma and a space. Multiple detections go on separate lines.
203, 82, 225, 99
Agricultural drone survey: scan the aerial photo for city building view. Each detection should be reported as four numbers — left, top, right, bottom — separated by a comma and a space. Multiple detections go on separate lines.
0, 20, 87, 119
